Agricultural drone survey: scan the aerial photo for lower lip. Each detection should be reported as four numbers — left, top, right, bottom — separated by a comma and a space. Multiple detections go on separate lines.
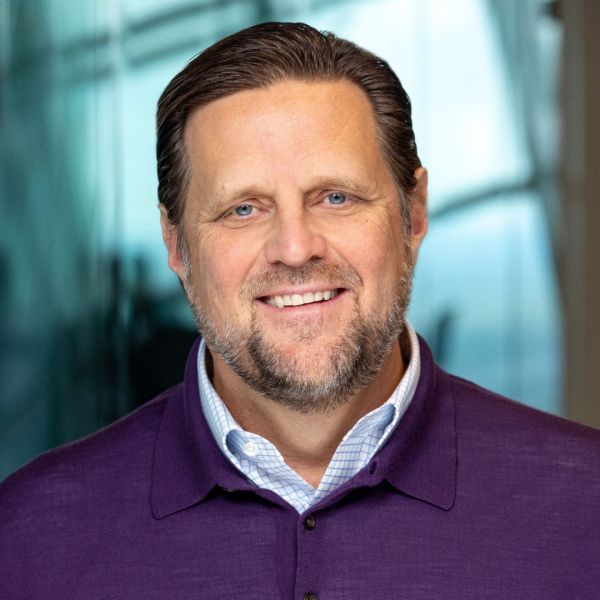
256, 289, 347, 316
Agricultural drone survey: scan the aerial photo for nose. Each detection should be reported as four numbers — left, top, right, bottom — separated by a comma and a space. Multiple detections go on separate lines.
264, 207, 327, 267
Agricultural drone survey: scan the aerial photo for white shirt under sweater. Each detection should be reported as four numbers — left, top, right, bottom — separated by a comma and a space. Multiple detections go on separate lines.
197, 323, 421, 514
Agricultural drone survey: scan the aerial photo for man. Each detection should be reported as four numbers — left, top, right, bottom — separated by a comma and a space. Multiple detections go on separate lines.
1, 22, 599, 599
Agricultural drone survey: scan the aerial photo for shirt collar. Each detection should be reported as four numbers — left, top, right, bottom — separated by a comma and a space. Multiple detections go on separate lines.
371, 339, 456, 510
151, 331, 456, 518
197, 323, 421, 472
311, 338, 456, 512
150, 338, 251, 520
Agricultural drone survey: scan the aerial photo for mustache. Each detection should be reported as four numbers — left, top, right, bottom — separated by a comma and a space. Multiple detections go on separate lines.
242, 260, 362, 299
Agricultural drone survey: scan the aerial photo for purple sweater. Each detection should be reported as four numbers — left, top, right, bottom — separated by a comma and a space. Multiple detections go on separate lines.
2, 336, 600, 599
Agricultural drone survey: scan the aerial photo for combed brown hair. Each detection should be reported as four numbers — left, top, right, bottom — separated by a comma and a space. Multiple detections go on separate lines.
156, 21, 421, 231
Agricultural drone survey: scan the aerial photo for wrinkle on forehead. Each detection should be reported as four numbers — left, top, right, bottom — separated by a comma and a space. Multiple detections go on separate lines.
185, 78, 380, 158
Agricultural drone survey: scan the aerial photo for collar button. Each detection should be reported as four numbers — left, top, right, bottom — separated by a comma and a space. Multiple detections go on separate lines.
243, 441, 259, 457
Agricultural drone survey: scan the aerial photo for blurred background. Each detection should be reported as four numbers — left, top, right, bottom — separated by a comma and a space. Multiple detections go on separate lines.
1, 0, 599, 481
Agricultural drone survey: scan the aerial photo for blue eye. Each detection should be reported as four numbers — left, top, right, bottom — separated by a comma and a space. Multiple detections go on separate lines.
233, 204, 254, 217
327, 192, 347, 205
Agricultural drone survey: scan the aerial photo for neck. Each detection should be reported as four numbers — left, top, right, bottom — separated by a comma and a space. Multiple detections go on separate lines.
210, 340, 405, 488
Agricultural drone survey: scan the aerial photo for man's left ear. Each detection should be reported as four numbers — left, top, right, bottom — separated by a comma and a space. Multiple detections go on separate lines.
409, 167, 428, 260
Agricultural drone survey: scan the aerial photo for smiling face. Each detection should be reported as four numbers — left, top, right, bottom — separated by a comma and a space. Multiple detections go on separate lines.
161, 79, 427, 412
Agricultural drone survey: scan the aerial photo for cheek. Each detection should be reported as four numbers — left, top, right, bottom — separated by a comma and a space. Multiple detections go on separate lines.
342, 214, 403, 270
338, 218, 406, 304
191, 231, 261, 312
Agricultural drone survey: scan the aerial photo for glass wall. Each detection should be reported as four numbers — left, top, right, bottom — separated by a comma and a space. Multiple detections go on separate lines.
0, 0, 562, 479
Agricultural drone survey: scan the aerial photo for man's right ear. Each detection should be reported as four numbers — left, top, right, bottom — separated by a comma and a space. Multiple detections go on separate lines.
159, 204, 187, 282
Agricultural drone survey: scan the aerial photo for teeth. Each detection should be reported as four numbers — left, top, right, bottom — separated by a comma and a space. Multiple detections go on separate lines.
265, 290, 338, 308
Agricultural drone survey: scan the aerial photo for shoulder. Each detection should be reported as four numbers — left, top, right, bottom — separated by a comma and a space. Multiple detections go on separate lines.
441, 369, 600, 485
0, 385, 184, 596
0, 384, 180, 518
447, 370, 600, 443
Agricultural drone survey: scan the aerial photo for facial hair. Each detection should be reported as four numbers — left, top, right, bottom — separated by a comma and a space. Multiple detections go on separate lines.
184, 252, 414, 414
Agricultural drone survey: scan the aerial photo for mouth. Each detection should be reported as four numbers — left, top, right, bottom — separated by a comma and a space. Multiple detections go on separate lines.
258, 288, 344, 309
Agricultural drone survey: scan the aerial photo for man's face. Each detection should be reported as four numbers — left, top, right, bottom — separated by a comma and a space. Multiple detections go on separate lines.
162, 79, 427, 412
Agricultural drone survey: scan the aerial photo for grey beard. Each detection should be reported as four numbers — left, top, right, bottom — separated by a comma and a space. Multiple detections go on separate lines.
247, 300, 406, 412
198, 297, 408, 413
183, 250, 414, 413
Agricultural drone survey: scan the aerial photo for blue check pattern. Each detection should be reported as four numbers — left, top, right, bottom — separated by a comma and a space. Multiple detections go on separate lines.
197, 323, 420, 514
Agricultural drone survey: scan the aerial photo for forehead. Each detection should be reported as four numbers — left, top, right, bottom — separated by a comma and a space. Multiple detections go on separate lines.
183, 79, 392, 202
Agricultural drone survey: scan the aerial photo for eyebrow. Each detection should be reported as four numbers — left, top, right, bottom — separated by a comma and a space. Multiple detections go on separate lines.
304, 175, 381, 199
209, 185, 269, 210
205, 172, 381, 212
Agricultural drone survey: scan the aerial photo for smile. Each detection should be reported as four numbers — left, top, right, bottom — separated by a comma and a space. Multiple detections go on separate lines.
262, 289, 341, 308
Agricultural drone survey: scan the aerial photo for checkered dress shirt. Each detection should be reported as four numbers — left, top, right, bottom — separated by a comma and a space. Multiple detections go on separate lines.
197, 323, 420, 514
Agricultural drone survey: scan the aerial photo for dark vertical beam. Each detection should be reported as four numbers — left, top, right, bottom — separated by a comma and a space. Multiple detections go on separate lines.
560, 0, 600, 426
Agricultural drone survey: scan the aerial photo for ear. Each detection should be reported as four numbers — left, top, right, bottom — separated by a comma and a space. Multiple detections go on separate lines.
408, 167, 428, 260
159, 204, 187, 282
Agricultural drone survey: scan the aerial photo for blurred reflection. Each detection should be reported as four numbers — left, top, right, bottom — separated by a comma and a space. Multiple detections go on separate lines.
128, 254, 196, 406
